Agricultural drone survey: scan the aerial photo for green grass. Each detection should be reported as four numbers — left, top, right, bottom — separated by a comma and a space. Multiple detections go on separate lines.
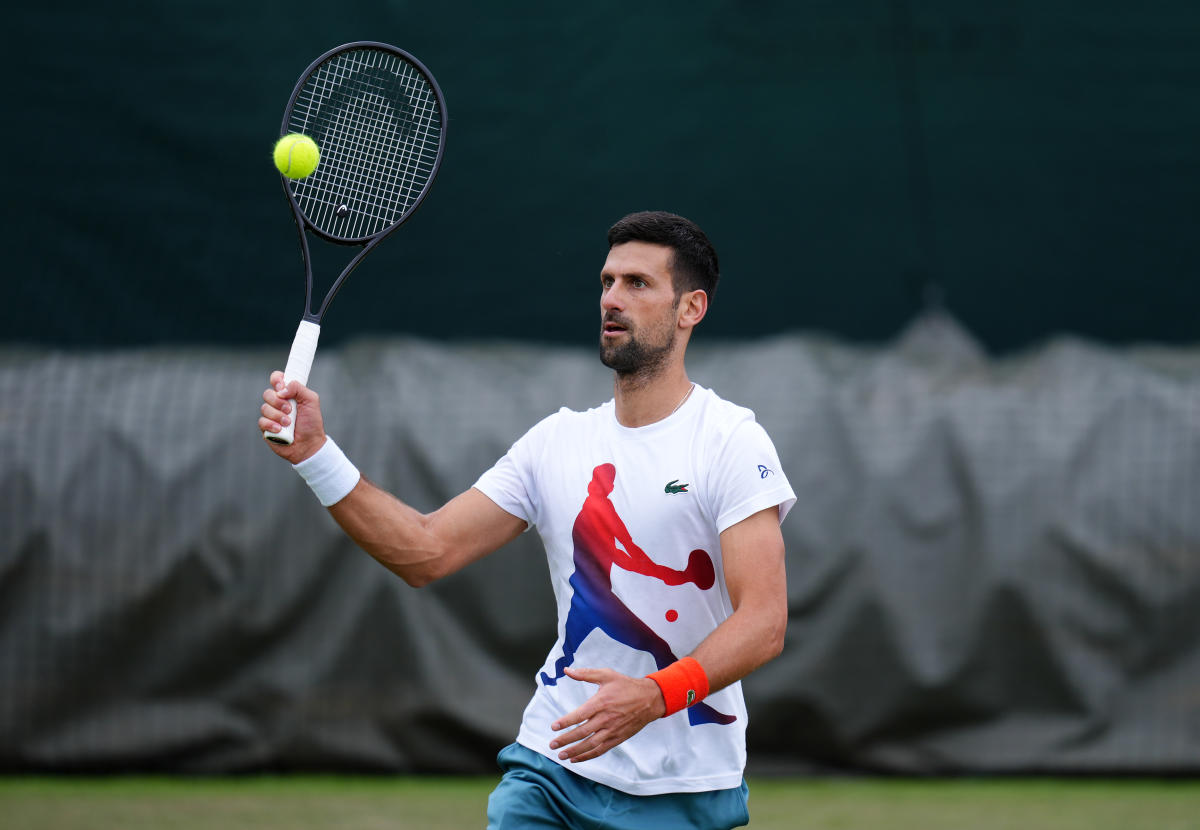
1, 775, 1197, 829
746, 778, 1200, 830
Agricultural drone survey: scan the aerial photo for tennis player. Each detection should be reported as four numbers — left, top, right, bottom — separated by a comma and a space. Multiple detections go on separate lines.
259, 211, 795, 829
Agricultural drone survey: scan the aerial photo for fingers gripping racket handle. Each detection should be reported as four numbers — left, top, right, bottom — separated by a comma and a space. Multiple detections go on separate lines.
264, 320, 321, 445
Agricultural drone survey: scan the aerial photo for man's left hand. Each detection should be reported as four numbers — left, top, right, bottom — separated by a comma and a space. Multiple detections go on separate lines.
548, 667, 666, 762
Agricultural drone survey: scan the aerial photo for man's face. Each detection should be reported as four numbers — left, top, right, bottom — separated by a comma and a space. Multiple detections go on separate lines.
598, 241, 680, 376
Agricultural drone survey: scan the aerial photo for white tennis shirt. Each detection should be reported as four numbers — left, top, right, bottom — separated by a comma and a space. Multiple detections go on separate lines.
474, 385, 795, 795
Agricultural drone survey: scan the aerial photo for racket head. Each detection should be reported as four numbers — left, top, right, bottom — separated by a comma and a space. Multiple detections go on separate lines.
280, 42, 447, 245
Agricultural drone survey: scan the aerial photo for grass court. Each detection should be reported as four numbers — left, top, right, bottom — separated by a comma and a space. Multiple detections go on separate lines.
2, 775, 1197, 829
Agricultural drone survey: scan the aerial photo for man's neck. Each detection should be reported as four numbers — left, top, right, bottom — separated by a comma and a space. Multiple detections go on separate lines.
612, 365, 694, 428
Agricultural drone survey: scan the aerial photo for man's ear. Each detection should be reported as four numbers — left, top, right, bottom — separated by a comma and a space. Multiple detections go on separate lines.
678, 289, 708, 330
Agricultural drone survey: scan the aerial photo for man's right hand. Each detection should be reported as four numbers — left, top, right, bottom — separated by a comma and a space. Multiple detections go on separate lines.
259, 370, 327, 464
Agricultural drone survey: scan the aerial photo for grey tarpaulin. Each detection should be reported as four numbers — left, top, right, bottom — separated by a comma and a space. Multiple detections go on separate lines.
1, 314, 1198, 773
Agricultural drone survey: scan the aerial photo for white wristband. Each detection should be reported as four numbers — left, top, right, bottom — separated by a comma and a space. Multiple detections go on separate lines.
292, 436, 361, 507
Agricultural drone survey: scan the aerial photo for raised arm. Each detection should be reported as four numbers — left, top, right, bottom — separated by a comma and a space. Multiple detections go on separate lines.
260, 373, 527, 587
328, 480, 527, 587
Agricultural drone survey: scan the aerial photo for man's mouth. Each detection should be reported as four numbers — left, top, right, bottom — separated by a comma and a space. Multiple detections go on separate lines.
602, 317, 629, 337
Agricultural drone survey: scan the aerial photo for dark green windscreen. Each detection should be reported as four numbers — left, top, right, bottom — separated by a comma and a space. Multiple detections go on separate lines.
11, 2, 1199, 351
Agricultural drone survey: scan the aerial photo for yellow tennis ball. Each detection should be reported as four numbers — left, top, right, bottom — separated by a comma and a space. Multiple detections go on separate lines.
273, 133, 320, 179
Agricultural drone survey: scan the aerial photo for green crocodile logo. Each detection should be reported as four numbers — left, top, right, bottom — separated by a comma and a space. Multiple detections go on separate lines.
665, 480, 689, 495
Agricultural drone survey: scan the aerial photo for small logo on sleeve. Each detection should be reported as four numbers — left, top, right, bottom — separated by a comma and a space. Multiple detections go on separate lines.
665, 479, 690, 494
757, 465, 773, 479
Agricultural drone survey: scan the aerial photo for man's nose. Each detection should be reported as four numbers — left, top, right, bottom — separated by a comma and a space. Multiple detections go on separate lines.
601, 284, 624, 312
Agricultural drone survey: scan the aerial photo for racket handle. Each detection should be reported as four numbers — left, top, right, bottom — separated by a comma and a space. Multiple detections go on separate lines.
264, 320, 321, 445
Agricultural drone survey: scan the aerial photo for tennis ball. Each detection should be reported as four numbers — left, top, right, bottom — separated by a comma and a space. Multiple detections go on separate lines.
273, 133, 320, 179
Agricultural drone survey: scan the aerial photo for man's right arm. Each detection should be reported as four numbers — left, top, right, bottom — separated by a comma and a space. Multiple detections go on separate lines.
328, 479, 527, 587
260, 372, 527, 588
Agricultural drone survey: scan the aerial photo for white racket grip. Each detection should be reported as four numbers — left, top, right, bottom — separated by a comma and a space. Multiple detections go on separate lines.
264, 320, 321, 445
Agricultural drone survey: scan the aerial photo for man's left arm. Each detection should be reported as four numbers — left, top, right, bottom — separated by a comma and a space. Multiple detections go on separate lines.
685, 505, 788, 688
549, 506, 786, 762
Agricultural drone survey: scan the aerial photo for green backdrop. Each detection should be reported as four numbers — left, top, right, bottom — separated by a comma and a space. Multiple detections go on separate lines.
10, 1, 1200, 351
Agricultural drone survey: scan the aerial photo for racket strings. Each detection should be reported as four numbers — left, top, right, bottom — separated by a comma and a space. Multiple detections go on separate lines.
288, 48, 443, 240
299, 57, 435, 233
303, 57, 434, 228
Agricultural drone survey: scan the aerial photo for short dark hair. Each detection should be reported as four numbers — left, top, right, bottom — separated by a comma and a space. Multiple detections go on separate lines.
606, 211, 720, 302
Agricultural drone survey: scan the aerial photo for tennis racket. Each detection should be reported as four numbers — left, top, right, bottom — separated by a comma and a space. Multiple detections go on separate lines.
264, 41, 447, 445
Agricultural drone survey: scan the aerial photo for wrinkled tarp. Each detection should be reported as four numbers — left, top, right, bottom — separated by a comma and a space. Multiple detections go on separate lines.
1, 314, 1198, 773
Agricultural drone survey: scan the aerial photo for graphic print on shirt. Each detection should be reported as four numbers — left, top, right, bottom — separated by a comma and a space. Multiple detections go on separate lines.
539, 463, 736, 726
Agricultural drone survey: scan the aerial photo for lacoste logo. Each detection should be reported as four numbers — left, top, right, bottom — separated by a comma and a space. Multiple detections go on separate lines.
665, 479, 690, 494
686, 689, 697, 705
757, 465, 773, 479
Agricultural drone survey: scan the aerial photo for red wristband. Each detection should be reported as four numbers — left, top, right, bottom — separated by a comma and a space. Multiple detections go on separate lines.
648, 657, 710, 716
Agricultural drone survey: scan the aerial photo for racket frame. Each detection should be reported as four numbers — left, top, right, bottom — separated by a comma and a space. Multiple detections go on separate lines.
281, 40, 448, 325
265, 41, 447, 445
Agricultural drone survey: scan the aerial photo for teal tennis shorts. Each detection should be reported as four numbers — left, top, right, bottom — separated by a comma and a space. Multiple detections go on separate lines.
487, 743, 750, 829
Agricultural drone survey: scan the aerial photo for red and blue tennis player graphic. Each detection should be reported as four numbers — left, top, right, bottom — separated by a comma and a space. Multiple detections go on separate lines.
540, 463, 736, 726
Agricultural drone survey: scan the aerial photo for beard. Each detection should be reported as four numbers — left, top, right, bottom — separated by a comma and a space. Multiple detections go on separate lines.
599, 317, 677, 377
